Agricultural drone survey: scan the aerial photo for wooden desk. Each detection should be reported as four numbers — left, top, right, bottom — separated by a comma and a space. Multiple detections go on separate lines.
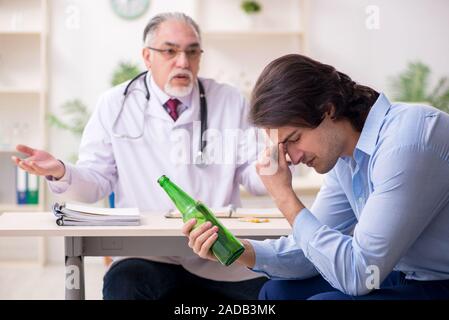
0, 212, 291, 300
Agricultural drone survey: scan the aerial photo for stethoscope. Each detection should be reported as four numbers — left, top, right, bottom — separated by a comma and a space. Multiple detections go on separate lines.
111, 71, 209, 167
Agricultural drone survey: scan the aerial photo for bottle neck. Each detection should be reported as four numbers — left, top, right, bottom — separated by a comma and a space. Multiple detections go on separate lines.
159, 177, 196, 214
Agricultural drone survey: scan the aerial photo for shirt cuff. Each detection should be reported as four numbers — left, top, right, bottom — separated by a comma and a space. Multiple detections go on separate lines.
246, 239, 273, 277
293, 208, 323, 254
46, 161, 72, 192
45, 160, 67, 181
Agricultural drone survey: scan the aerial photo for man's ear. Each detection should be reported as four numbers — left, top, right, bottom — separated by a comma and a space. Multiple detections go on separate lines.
142, 47, 151, 69
327, 103, 336, 120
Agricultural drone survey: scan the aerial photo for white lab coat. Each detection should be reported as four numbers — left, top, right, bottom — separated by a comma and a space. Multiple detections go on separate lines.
48, 74, 267, 281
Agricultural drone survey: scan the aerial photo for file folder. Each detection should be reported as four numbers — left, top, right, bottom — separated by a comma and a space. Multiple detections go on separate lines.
16, 168, 27, 205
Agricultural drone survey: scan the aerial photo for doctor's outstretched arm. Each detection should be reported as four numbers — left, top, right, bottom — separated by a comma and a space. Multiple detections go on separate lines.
13, 93, 117, 204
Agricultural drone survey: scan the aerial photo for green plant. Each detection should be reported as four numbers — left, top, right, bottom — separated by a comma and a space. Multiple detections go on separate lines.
47, 99, 90, 137
111, 61, 141, 87
241, 1, 262, 14
47, 99, 90, 163
48, 61, 142, 162
389, 61, 449, 113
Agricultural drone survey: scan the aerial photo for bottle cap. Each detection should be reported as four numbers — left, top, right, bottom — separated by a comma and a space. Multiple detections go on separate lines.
157, 175, 169, 186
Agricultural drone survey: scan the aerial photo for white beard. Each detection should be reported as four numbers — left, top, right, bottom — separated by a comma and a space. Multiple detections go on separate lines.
164, 69, 194, 97
164, 81, 194, 97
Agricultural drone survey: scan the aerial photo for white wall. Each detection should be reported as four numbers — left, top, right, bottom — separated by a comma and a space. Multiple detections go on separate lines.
43, 0, 449, 262
307, 0, 449, 93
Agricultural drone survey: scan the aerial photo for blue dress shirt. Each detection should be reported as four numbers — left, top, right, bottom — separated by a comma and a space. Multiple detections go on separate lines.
249, 93, 449, 296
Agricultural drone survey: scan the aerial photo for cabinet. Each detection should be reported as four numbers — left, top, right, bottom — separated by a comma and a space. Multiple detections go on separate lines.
0, 0, 48, 264
0, 0, 48, 212
194, 0, 309, 97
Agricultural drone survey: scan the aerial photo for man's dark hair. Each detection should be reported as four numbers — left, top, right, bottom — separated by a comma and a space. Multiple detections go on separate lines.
249, 54, 379, 132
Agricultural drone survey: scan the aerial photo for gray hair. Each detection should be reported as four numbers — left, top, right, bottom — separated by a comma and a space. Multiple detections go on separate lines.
143, 12, 201, 46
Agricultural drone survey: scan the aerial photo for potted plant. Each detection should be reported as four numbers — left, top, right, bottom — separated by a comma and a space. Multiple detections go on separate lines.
241, 1, 262, 15
240, 1, 263, 29
389, 61, 449, 113
47, 99, 90, 163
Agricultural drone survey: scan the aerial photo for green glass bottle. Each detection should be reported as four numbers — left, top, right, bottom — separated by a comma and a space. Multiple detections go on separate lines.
157, 175, 245, 266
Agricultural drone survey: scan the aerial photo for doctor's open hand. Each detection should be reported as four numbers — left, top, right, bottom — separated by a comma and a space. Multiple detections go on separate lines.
11, 144, 65, 179
182, 219, 257, 268
256, 143, 304, 225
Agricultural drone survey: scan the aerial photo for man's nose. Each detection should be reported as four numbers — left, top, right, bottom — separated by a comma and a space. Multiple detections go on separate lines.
175, 51, 190, 68
289, 150, 305, 165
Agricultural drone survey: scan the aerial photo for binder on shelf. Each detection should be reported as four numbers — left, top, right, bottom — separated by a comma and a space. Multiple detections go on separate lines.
16, 167, 27, 205
52, 202, 141, 226
26, 174, 39, 204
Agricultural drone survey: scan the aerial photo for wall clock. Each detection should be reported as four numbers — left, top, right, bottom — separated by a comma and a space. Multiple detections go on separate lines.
110, 0, 150, 20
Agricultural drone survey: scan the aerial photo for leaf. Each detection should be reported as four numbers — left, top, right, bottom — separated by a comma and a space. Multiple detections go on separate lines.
241, 1, 262, 14
428, 77, 449, 112
46, 99, 91, 137
111, 61, 141, 87
389, 61, 449, 113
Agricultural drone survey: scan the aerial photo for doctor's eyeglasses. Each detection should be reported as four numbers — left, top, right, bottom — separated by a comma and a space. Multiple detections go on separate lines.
147, 46, 204, 60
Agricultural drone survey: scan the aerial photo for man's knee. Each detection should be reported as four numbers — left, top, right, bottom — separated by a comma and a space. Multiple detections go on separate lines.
258, 276, 338, 300
103, 259, 162, 300
308, 291, 353, 300
258, 280, 294, 300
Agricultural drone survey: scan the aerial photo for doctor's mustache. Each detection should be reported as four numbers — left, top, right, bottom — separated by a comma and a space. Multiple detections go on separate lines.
168, 69, 193, 82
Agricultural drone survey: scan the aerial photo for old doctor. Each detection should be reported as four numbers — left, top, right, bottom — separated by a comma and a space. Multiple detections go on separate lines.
12, 12, 268, 300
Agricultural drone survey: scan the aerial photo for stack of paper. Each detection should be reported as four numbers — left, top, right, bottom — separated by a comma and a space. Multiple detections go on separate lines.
52, 202, 141, 226
164, 206, 284, 219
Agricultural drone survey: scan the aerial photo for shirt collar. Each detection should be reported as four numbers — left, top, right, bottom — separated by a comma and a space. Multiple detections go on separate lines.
354, 93, 391, 157
148, 73, 192, 108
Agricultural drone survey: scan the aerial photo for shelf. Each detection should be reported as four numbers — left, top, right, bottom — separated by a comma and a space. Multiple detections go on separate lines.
0, 87, 41, 94
0, 34, 42, 89
0, 204, 43, 213
0, 0, 48, 267
203, 30, 303, 37
0, 0, 44, 33
0, 149, 16, 154
196, 0, 307, 96
0, 30, 41, 35
0, 145, 44, 154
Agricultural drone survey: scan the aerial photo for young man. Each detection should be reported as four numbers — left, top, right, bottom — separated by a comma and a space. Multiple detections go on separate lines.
12, 13, 267, 300
184, 54, 449, 300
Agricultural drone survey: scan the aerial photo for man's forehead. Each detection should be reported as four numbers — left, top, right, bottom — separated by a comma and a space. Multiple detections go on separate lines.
266, 127, 298, 141
155, 20, 199, 43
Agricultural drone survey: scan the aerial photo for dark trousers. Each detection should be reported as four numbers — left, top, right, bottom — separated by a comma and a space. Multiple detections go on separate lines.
103, 258, 267, 300
259, 271, 449, 300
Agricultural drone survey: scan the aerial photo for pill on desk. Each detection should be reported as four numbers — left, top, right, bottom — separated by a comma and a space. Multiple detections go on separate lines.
238, 217, 270, 223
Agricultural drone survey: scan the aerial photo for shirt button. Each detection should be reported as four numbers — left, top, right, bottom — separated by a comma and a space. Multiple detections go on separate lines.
358, 197, 364, 203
